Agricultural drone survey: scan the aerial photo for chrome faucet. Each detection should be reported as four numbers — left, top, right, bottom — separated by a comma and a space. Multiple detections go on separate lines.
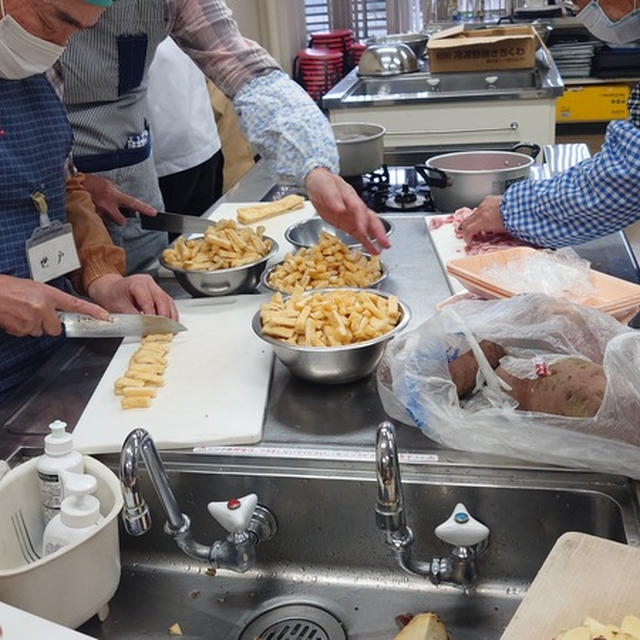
120, 428, 277, 573
375, 421, 489, 591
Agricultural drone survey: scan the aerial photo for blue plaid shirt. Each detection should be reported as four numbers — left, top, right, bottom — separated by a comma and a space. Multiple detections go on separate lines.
501, 83, 640, 248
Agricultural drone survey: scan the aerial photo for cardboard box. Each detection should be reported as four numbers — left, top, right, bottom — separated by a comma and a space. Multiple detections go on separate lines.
427, 25, 537, 73
556, 84, 630, 122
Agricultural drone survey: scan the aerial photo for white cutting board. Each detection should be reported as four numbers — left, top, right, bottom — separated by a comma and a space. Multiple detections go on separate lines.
0, 601, 92, 639
73, 296, 273, 454
206, 200, 318, 262
425, 214, 467, 294
500, 532, 640, 640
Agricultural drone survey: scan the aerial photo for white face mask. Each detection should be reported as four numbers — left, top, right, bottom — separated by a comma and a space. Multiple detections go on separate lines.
578, 0, 640, 45
0, 0, 66, 80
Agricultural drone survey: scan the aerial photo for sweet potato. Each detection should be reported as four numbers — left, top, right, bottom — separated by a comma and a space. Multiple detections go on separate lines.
448, 340, 505, 397
495, 357, 606, 418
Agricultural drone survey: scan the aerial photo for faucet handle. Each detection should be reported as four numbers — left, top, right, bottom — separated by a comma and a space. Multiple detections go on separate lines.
207, 493, 258, 534
434, 502, 489, 547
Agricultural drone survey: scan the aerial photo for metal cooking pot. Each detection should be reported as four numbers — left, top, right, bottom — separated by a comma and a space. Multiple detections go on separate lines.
415, 143, 541, 212
332, 122, 385, 177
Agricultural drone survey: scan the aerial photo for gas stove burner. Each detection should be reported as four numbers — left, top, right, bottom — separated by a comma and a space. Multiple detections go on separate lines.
385, 184, 427, 211
364, 164, 390, 187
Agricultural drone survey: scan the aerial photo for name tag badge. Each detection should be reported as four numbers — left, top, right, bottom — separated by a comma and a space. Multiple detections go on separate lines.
26, 220, 81, 283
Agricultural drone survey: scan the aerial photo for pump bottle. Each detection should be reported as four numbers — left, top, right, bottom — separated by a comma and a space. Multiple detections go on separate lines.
37, 420, 83, 524
42, 471, 103, 555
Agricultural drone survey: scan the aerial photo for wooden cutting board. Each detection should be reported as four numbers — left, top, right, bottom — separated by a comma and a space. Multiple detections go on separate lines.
500, 532, 640, 640
72, 296, 273, 454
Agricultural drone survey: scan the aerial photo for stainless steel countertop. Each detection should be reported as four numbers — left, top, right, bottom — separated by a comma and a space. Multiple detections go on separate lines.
323, 48, 564, 110
1, 159, 638, 477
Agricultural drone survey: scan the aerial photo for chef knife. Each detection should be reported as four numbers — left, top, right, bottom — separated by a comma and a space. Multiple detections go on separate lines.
59, 312, 187, 338
138, 211, 213, 235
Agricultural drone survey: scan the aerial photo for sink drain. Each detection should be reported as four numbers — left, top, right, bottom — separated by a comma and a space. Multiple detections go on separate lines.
239, 604, 346, 640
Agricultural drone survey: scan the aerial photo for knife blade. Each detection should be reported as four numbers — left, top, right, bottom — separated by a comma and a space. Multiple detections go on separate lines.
139, 211, 213, 235
59, 312, 187, 338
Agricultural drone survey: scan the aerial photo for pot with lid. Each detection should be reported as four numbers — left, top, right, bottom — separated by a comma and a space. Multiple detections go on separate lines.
415, 143, 540, 212
332, 122, 385, 177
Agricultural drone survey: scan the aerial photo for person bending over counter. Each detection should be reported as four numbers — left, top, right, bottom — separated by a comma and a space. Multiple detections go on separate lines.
60, 0, 389, 273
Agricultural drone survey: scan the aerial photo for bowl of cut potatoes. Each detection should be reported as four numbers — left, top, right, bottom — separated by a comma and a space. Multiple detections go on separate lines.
160, 219, 278, 297
261, 231, 386, 295
252, 287, 411, 384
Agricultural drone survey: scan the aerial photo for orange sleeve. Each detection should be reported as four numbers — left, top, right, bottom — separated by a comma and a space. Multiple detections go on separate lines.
65, 173, 126, 295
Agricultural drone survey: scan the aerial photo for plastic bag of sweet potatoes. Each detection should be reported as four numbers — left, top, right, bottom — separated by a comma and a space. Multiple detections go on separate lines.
377, 293, 640, 478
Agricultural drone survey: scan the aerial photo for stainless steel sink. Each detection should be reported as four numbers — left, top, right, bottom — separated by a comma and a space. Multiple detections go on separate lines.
79, 456, 640, 640
347, 70, 540, 100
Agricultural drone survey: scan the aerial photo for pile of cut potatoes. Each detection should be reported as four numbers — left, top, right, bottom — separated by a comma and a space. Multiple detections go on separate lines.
555, 615, 640, 640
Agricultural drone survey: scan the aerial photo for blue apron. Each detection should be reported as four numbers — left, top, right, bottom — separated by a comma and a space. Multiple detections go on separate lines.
0, 74, 73, 402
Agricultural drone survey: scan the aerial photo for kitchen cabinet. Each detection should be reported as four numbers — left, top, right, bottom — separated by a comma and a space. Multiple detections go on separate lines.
329, 97, 557, 149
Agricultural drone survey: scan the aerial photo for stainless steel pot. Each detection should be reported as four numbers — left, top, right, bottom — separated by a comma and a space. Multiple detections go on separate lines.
415, 143, 541, 212
332, 122, 385, 177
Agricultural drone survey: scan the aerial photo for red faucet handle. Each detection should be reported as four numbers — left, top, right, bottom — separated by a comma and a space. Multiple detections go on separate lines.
207, 493, 258, 533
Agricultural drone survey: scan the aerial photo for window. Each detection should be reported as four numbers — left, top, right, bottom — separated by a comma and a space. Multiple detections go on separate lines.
304, 0, 331, 34
304, 0, 513, 39
351, 0, 388, 39
304, 0, 392, 40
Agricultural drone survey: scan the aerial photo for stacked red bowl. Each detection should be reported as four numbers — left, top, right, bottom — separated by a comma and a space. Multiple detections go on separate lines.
297, 47, 344, 104
347, 42, 367, 66
309, 29, 355, 54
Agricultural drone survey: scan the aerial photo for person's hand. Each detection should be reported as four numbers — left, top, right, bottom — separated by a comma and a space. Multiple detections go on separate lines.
0, 275, 109, 337
87, 273, 178, 320
305, 167, 391, 255
82, 174, 157, 226
461, 196, 506, 245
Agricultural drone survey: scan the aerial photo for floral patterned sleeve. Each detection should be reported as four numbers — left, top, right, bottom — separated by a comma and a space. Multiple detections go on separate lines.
233, 70, 339, 186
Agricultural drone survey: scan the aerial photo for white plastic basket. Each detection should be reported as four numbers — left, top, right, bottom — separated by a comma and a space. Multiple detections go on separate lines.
0, 456, 123, 628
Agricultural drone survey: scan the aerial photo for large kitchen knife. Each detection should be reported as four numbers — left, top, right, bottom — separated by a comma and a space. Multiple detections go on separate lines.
139, 211, 213, 235
59, 312, 186, 338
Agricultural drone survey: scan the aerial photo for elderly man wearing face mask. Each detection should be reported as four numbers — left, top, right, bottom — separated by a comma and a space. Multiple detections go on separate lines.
0, 0, 177, 403
461, 0, 640, 248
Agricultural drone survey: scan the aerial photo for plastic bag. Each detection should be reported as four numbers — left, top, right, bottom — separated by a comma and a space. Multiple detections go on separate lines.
377, 293, 640, 478
481, 247, 595, 300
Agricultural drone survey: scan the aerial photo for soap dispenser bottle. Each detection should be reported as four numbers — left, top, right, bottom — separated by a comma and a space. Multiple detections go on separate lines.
37, 420, 84, 524
42, 471, 103, 556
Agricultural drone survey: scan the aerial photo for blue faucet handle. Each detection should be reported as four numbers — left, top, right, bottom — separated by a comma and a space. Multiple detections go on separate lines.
434, 502, 489, 547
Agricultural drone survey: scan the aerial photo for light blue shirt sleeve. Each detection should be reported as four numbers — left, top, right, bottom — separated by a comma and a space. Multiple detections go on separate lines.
233, 70, 339, 186
501, 117, 640, 248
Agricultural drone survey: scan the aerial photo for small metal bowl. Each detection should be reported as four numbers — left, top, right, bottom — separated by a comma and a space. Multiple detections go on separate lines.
285, 216, 393, 250
252, 288, 411, 384
260, 257, 387, 295
160, 237, 279, 297
357, 43, 418, 77
365, 32, 429, 59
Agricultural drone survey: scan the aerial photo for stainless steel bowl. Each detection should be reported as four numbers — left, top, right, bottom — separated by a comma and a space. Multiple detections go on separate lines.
365, 32, 429, 59
260, 257, 387, 295
160, 237, 279, 297
252, 288, 411, 384
285, 216, 394, 250
357, 43, 418, 77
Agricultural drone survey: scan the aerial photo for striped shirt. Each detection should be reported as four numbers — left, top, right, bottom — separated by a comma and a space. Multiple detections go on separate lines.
501, 83, 640, 248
